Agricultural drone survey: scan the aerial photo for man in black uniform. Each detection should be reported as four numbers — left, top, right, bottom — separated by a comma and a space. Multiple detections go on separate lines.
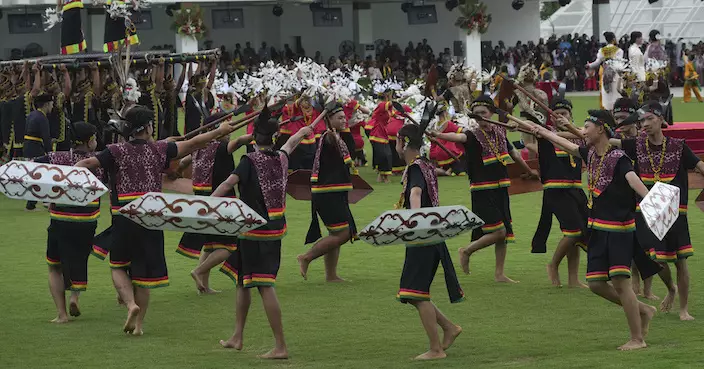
23, 93, 54, 211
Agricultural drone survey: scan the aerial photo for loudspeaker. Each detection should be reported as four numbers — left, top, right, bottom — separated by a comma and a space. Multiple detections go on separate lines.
453, 40, 463, 57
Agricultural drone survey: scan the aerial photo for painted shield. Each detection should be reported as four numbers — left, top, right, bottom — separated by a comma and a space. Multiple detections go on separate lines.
286, 169, 374, 204
358, 205, 484, 247
639, 182, 680, 241
118, 192, 267, 236
0, 160, 107, 205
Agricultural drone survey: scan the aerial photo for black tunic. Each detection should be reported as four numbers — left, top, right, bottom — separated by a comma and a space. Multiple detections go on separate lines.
23, 110, 51, 158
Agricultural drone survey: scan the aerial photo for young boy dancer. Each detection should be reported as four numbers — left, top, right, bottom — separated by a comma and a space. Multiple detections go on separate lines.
532, 109, 661, 350
612, 101, 704, 320
213, 110, 313, 359
394, 123, 464, 360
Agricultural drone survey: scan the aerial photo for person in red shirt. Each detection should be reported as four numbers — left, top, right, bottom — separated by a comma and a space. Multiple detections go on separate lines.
341, 98, 370, 167
387, 104, 409, 175
429, 104, 465, 176
370, 90, 395, 183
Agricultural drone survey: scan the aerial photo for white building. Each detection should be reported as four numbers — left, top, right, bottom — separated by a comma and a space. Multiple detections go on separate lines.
0, 0, 542, 60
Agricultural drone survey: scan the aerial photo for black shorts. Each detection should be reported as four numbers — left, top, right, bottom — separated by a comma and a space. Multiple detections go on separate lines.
46, 220, 96, 291
388, 141, 405, 174
312, 192, 357, 235
109, 216, 169, 289
398, 243, 465, 304
471, 188, 515, 243
177, 233, 237, 259
636, 212, 693, 262
544, 188, 589, 239
219, 239, 281, 288
585, 230, 634, 282
371, 142, 392, 175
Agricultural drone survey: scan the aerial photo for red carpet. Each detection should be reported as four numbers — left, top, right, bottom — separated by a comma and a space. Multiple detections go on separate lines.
665, 122, 704, 154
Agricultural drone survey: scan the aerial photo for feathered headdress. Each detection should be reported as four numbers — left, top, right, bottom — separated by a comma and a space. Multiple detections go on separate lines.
43, 7, 62, 31
645, 58, 668, 76
372, 78, 403, 96
517, 63, 538, 84
123, 77, 142, 102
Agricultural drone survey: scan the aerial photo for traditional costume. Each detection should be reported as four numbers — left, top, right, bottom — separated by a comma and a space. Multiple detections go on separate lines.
103, 0, 139, 52
220, 116, 289, 288
429, 105, 465, 175
529, 100, 588, 253
47, 83, 71, 152
396, 152, 465, 304
464, 96, 515, 243
94, 106, 176, 288
578, 110, 660, 282
620, 103, 701, 263
177, 114, 237, 259
387, 105, 408, 174
137, 74, 165, 140
59, 0, 87, 54
587, 32, 624, 109
683, 55, 703, 103
288, 99, 317, 170
340, 99, 360, 164
23, 94, 53, 160
71, 79, 103, 149
184, 74, 213, 134
35, 122, 103, 291
7, 83, 31, 160
369, 100, 393, 176
305, 104, 357, 244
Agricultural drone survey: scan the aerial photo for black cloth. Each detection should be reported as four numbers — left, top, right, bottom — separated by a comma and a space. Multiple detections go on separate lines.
404, 165, 433, 207
234, 151, 288, 234
221, 239, 281, 288
96, 139, 177, 174
109, 216, 170, 289
23, 110, 51, 158
463, 132, 513, 189
578, 147, 636, 225
184, 93, 212, 134
60, 8, 84, 52
46, 220, 96, 291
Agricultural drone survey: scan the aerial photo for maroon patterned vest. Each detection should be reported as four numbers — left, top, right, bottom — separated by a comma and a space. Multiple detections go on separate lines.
245, 150, 288, 220
47, 150, 103, 222
401, 158, 439, 207
107, 140, 169, 213
191, 141, 219, 195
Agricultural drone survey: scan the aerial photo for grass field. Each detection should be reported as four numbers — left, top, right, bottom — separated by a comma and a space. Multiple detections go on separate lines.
1, 97, 703, 369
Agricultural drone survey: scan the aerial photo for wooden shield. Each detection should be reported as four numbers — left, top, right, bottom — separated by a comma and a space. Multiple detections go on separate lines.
358, 205, 484, 247
118, 192, 267, 236
286, 169, 373, 204
506, 159, 543, 195
0, 160, 107, 205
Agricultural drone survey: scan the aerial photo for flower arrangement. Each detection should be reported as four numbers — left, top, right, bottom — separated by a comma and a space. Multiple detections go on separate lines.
171, 5, 207, 40
454, 0, 492, 35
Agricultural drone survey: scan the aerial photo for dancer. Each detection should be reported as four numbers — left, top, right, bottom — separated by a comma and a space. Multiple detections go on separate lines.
214, 111, 314, 359
429, 103, 465, 176
369, 86, 394, 183
683, 52, 703, 103
175, 112, 253, 293
587, 32, 624, 109
532, 109, 660, 351
611, 101, 704, 320
393, 123, 464, 360
76, 105, 236, 335
431, 96, 537, 282
58, 0, 87, 54
628, 31, 646, 84
612, 98, 639, 139
35, 122, 102, 322
297, 103, 358, 281
387, 104, 407, 175
525, 99, 588, 288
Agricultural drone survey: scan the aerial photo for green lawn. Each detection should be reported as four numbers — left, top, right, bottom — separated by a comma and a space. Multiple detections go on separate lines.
1, 97, 703, 368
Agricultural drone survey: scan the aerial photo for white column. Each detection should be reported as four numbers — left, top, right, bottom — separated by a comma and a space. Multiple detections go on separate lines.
89, 13, 105, 52
461, 29, 482, 71
354, 6, 374, 59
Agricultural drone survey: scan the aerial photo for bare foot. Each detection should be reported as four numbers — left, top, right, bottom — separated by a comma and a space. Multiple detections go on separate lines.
641, 292, 660, 301
546, 264, 561, 287
191, 270, 207, 293
458, 247, 470, 274
568, 281, 589, 289
219, 337, 243, 350
680, 311, 695, 321
618, 339, 647, 351
442, 325, 462, 350
200, 288, 221, 295
383, 178, 391, 184
123, 305, 140, 334
495, 275, 519, 283
326, 277, 347, 283
660, 287, 677, 312
640, 305, 656, 337
257, 348, 289, 359
297, 255, 310, 280
131, 329, 144, 336
69, 302, 81, 317
414, 350, 447, 360
50, 316, 69, 324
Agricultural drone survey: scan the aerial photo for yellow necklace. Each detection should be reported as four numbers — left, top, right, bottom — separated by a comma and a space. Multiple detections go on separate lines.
587, 145, 611, 209
646, 136, 667, 182
480, 127, 507, 166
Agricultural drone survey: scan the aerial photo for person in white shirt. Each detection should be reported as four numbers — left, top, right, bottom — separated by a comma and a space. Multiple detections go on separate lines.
629, 31, 646, 83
